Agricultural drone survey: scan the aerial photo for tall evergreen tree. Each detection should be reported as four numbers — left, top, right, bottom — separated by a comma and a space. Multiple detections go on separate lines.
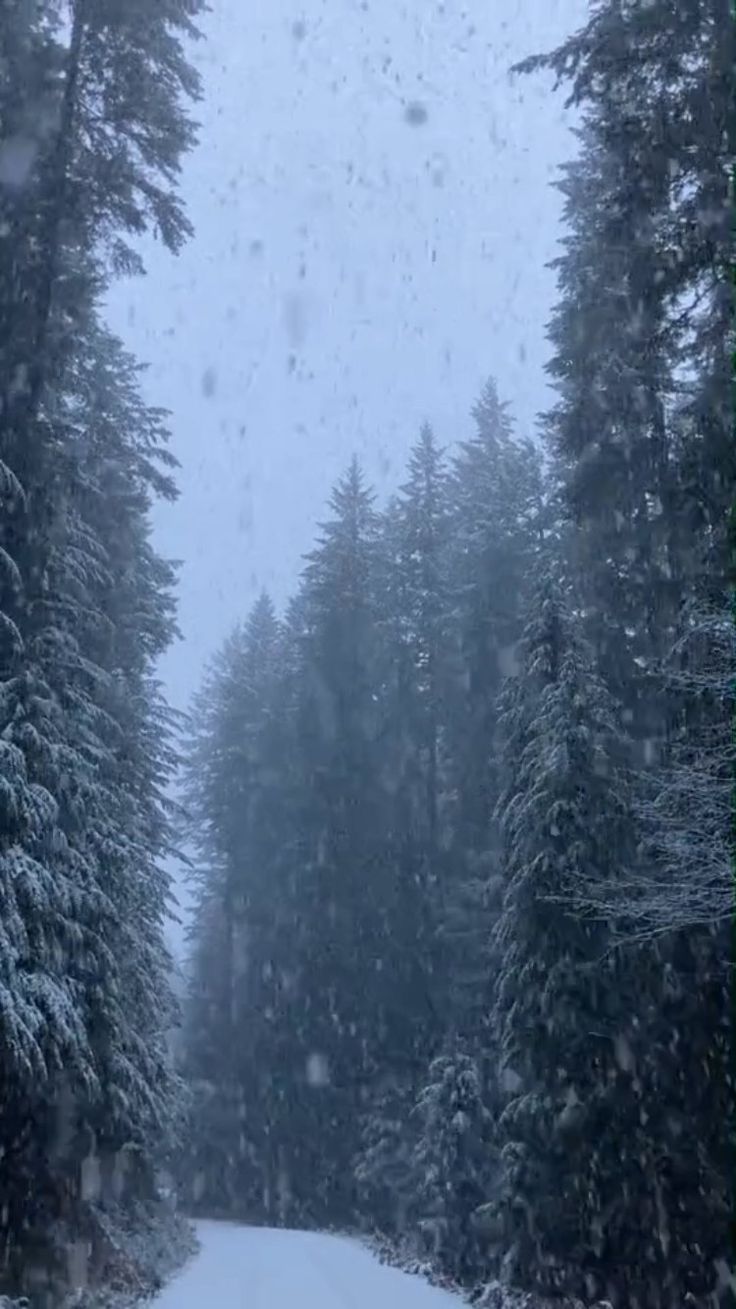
448, 380, 543, 855
492, 579, 662, 1305
0, 0, 203, 1290
354, 1073, 417, 1240
516, 0, 734, 703
513, 10, 734, 1305
377, 426, 451, 1044
442, 381, 543, 1043
353, 429, 453, 1236
410, 1047, 493, 1286
288, 459, 389, 1223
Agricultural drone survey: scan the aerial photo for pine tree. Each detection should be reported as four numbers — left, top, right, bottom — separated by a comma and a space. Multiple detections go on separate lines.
448, 379, 543, 857
0, 0, 202, 1287
286, 459, 389, 1223
354, 1074, 417, 1239
182, 598, 290, 1218
410, 1047, 493, 1285
492, 578, 659, 1304
0, 311, 186, 1292
351, 435, 455, 1237
393, 425, 452, 861
516, 0, 733, 703
441, 383, 544, 1036
376, 426, 451, 1047
513, 10, 734, 1304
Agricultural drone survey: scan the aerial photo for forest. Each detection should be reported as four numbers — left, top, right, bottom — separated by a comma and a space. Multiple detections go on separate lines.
0, 1, 733, 1308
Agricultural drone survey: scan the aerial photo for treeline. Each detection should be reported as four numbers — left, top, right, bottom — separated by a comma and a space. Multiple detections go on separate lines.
0, 0, 204, 1299
181, 3, 733, 1307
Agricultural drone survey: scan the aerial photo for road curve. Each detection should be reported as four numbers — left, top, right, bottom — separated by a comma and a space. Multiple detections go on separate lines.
153, 1218, 464, 1309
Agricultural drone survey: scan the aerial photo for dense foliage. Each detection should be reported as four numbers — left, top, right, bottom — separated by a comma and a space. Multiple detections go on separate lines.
0, 0, 203, 1299
182, 2, 734, 1306
1, 0, 731, 1305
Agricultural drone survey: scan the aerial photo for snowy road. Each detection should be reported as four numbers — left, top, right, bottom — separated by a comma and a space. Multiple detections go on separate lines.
154, 1218, 464, 1309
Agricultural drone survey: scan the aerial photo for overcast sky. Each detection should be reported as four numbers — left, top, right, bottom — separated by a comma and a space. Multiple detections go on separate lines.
104, 0, 587, 952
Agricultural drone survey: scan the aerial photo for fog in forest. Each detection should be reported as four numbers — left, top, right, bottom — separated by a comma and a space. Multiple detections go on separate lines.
0, 2, 732, 1308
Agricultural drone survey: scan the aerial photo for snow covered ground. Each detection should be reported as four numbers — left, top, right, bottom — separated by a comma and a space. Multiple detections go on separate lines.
153, 1218, 464, 1309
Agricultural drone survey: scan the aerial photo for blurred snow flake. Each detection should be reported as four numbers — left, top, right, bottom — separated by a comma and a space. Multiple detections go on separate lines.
497, 642, 519, 678
500, 1066, 522, 1094
426, 151, 447, 186
201, 365, 217, 398
0, 135, 38, 189
80, 1151, 101, 1202
404, 100, 429, 126
306, 1053, 330, 1087
283, 292, 308, 348
614, 1033, 635, 1073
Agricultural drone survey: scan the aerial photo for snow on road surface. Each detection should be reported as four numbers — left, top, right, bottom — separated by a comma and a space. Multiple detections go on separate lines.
154, 1218, 465, 1309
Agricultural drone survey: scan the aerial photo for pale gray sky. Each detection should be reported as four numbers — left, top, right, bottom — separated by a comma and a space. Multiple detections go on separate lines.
105, 1, 586, 953
105, 0, 586, 715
